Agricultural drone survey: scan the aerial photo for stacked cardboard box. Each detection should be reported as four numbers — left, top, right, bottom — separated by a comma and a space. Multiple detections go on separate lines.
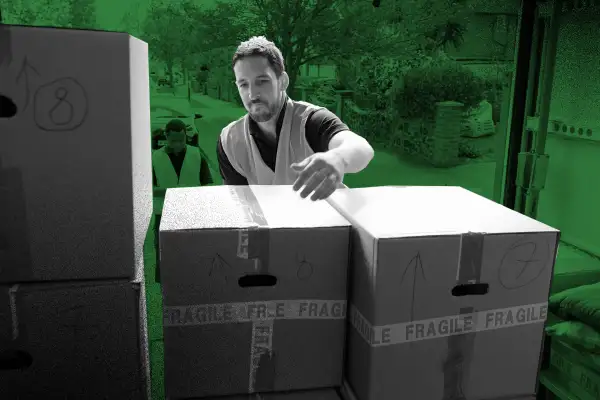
159, 186, 351, 399
327, 186, 559, 400
0, 26, 152, 399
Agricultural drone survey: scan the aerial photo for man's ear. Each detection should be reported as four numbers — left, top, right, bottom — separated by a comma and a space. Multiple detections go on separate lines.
280, 72, 290, 92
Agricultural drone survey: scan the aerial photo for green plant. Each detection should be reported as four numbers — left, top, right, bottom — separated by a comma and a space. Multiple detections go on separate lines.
392, 56, 487, 119
458, 140, 483, 159
306, 80, 338, 109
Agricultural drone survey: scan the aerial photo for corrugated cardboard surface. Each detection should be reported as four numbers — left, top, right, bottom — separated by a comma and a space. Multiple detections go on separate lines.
0, 280, 150, 399
160, 186, 351, 399
0, 25, 152, 282
327, 186, 560, 400
199, 387, 342, 400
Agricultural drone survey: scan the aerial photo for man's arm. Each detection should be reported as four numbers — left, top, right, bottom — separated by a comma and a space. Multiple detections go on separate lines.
305, 108, 374, 174
217, 137, 249, 185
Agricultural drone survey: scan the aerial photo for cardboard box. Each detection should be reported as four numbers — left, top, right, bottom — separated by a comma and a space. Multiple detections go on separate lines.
200, 388, 341, 400
326, 186, 559, 400
0, 279, 150, 399
0, 25, 152, 282
160, 185, 351, 399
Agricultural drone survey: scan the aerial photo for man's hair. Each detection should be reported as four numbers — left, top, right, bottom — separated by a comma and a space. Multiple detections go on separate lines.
232, 36, 285, 77
165, 119, 186, 134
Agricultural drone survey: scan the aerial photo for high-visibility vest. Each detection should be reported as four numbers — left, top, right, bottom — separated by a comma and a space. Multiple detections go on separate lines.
152, 145, 201, 215
221, 98, 342, 185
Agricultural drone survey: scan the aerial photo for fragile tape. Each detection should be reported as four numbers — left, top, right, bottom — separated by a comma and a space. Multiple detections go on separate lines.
445, 232, 485, 398
163, 299, 347, 327
165, 298, 346, 393
349, 302, 548, 347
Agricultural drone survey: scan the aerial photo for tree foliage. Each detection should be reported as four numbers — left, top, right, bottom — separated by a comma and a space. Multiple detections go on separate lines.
0, 0, 96, 28
141, 0, 200, 84
195, 0, 473, 96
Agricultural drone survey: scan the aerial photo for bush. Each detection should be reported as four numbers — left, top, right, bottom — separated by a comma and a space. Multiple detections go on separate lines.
306, 79, 338, 109
392, 56, 487, 119
458, 140, 483, 159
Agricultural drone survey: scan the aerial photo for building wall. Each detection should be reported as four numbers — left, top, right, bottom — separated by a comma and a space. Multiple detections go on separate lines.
537, 10, 600, 257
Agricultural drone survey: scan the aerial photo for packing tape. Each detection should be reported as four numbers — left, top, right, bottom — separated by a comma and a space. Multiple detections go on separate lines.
0, 164, 33, 281
163, 299, 347, 327
164, 298, 347, 393
0, 23, 12, 67
349, 302, 548, 346
444, 232, 485, 399
229, 186, 272, 391
230, 186, 269, 274
8, 284, 19, 340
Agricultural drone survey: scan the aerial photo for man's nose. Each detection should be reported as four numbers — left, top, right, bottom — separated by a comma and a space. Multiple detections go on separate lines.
248, 86, 260, 101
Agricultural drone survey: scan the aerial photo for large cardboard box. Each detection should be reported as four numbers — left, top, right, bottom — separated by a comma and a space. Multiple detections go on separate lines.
160, 185, 351, 399
0, 279, 150, 399
0, 25, 152, 282
326, 186, 559, 400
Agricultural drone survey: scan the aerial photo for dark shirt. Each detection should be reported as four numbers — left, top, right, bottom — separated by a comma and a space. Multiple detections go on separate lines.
152, 147, 213, 186
217, 103, 349, 185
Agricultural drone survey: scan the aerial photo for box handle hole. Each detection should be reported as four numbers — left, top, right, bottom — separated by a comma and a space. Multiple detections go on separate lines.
0, 95, 17, 118
239, 274, 277, 288
451, 283, 489, 297
0, 350, 33, 370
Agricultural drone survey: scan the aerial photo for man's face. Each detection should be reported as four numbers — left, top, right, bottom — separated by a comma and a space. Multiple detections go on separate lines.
165, 130, 186, 152
234, 56, 285, 123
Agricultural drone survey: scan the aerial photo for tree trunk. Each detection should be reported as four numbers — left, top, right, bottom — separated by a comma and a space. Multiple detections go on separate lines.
166, 62, 174, 88
287, 67, 299, 99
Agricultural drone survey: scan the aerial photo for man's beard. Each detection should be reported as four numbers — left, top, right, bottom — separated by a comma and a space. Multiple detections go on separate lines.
248, 100, 278, 123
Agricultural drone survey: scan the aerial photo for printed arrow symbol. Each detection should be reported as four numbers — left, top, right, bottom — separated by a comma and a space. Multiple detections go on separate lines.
15, 57, 40, 111
399, 252, 427, 323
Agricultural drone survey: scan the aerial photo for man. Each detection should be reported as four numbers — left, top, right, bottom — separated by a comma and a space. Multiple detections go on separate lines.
152, 118, 213, 281
217, 36, 374, 201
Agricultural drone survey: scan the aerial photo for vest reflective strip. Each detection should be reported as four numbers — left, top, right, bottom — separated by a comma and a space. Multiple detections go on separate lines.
152, 146, 201, 214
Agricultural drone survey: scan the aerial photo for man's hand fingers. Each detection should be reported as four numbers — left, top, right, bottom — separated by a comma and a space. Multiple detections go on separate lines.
311, 175, 338, 201
293, 161, 318, 191
299, 170, 327, 199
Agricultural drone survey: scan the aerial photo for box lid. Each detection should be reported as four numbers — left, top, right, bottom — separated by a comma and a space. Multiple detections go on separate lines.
161, 185, 350, 231
327, 186, 558, 239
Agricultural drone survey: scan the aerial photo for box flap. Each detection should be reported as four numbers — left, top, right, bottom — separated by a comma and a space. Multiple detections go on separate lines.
327, 186, 558, 239
161, 185, 350, 232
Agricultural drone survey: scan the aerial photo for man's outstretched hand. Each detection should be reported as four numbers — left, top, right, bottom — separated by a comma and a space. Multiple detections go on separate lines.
291, 152, 345, 201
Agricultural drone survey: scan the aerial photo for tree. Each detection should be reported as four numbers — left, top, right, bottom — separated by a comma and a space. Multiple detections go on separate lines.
196, 0, 473, 97
69, 0, 96, 29
141, 0, 201, 87
118, 0, 144, 37
0, 0, 97, 28
0, 0, 72, 26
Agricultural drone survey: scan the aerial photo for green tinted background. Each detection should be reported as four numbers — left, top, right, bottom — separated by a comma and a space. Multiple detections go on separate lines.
2, 1, 599, 399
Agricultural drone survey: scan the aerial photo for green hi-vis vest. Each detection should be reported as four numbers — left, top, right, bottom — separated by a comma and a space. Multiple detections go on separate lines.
152, 145, 201, 215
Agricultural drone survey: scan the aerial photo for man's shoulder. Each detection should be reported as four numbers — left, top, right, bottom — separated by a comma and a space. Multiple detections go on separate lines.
219, 115, 247, 138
